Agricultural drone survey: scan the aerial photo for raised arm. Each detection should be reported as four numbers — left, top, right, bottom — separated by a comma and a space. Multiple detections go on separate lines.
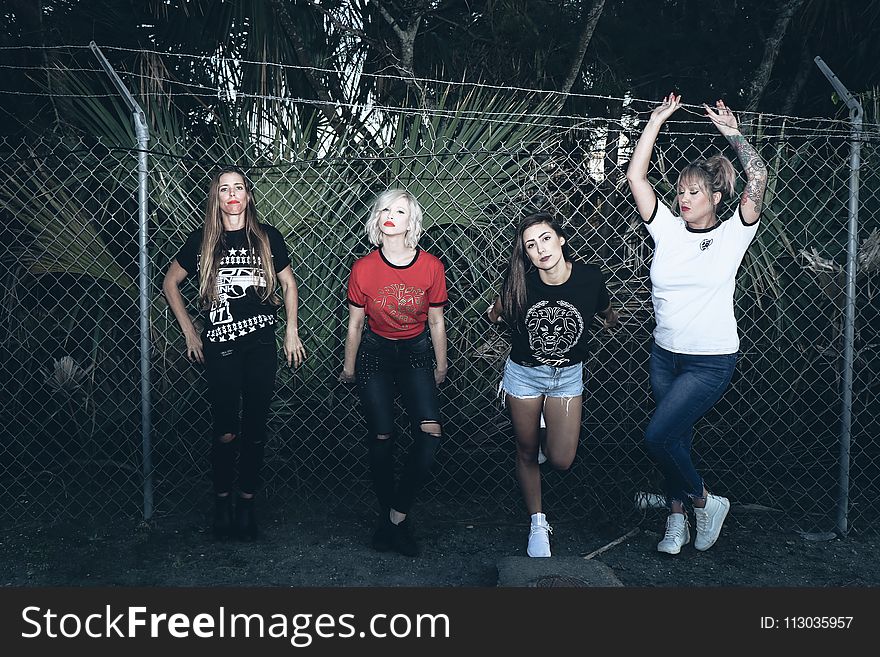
704, 100, 768, 225
162, 260, 204, 364
626, 93, 683, 221
277, 265, 305, 367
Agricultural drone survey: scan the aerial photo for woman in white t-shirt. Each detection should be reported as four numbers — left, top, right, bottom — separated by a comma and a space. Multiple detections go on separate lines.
626, 94, 768, 555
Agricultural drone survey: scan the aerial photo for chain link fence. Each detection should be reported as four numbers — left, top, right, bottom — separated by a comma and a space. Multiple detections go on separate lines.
2, 100, 879, 535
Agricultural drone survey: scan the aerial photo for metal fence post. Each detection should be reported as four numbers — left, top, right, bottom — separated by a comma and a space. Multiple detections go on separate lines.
90, 42, 154, 521
814, 56, 863, 537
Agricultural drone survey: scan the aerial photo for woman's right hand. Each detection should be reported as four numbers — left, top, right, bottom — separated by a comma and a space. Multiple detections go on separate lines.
339, 368, 356, 384
648, 92, 682, 126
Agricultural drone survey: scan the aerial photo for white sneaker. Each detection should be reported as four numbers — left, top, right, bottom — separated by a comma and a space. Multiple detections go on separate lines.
657, 513, 690, 554
537, 445, 547, 465
694, 494, 730, 551
527, 512, 552, 557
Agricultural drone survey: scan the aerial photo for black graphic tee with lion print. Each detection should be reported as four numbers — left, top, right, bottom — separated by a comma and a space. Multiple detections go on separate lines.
508, 261, 610, 367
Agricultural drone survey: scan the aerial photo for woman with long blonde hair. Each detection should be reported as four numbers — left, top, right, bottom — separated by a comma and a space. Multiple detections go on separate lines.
163, 166, 305, 540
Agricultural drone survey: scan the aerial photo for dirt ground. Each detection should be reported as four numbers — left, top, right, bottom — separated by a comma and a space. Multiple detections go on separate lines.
2, 499, 879, 588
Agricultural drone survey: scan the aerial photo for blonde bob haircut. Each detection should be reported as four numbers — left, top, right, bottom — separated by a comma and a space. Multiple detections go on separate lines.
365, 188, 424, 249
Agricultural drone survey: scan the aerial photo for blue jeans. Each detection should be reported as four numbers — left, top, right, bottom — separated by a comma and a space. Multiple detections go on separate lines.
645, 342, 737, 507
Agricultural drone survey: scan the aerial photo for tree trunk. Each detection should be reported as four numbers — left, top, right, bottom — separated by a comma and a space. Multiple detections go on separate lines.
780, 41, 813, 117
559, 0, 607, 102
745, 0, 806, 113
375, 0, 433, 107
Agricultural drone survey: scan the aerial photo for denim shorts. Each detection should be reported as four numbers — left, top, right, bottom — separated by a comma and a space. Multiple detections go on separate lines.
501, 357, 584, 399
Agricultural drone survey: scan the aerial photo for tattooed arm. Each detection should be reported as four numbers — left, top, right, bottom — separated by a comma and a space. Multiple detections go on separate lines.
704, 100, 768, 225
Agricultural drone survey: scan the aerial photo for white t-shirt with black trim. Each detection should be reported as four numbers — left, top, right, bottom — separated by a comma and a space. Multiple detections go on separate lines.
645, 200, 758, 355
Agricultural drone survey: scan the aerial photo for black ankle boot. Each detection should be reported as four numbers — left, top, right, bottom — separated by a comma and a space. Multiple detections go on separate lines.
391, 518, 421, 557
212, 495, 233, 539
371, 512, 394, 552
234, 497, 259, 541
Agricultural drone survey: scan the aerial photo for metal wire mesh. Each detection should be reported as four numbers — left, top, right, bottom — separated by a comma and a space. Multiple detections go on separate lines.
1, 106, 878, 536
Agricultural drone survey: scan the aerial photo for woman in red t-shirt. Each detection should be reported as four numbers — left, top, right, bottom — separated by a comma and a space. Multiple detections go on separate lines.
340, 189, 449, 557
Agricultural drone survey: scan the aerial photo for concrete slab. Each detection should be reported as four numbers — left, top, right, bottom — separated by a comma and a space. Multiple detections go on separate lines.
496, 556, 623, 587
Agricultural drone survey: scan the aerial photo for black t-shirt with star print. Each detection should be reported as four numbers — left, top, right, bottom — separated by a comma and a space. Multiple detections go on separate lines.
506, 261, 611, 367
174, 224, 290, 344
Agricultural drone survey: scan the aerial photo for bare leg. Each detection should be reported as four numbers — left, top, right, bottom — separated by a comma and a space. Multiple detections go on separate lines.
541, 395, 583, 471
507, 394, 545, 515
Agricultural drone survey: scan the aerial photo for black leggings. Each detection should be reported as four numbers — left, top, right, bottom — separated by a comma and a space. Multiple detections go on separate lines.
203, 331, 277, 495
356, 328, 442, 515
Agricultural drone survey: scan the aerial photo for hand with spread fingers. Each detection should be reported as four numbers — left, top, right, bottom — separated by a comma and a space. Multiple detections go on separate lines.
704, 99, 740, 136
648, 92, 682, 126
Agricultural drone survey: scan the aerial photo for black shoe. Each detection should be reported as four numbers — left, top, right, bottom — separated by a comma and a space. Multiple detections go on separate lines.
212, 495, 233, 539
234, 497, 259, 541
391, 518, 421, 557
371, 514, 395, 552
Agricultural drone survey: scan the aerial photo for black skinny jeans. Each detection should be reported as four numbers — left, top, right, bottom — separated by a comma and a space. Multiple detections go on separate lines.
356, 328, 442, 515
203, 331, 277, 495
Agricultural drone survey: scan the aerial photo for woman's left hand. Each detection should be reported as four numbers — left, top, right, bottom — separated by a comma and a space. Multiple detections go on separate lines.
434, 367, 448, 386
705, 100, 739, 136
602, 308, 620, 330
284, 333, 306, 367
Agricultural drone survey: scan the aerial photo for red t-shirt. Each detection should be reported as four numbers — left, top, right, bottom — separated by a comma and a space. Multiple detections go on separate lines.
347, 248, 448, 339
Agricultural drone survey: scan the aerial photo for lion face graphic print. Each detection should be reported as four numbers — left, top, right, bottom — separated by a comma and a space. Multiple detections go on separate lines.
525, 300, 584, 366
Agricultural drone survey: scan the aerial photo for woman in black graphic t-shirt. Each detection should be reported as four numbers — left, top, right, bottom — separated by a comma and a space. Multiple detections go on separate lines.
487, 213, 618, 558
162, 166, 305, 540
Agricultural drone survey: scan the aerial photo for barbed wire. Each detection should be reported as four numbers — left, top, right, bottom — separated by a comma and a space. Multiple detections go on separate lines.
0, 89, 118, 98
2, 82, 872, 140
1, 43, 875, 134
0, 142, 601, 168
4, 130, 877, 172
0, 63, 102, 73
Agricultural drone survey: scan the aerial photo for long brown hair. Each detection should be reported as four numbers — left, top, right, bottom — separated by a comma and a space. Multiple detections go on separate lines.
198, 166, 278, 305
501, 212, 573, 328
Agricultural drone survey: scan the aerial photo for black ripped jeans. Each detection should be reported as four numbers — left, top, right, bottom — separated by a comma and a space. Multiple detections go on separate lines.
203, 330, 277, 496
356, 327, 442, 515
